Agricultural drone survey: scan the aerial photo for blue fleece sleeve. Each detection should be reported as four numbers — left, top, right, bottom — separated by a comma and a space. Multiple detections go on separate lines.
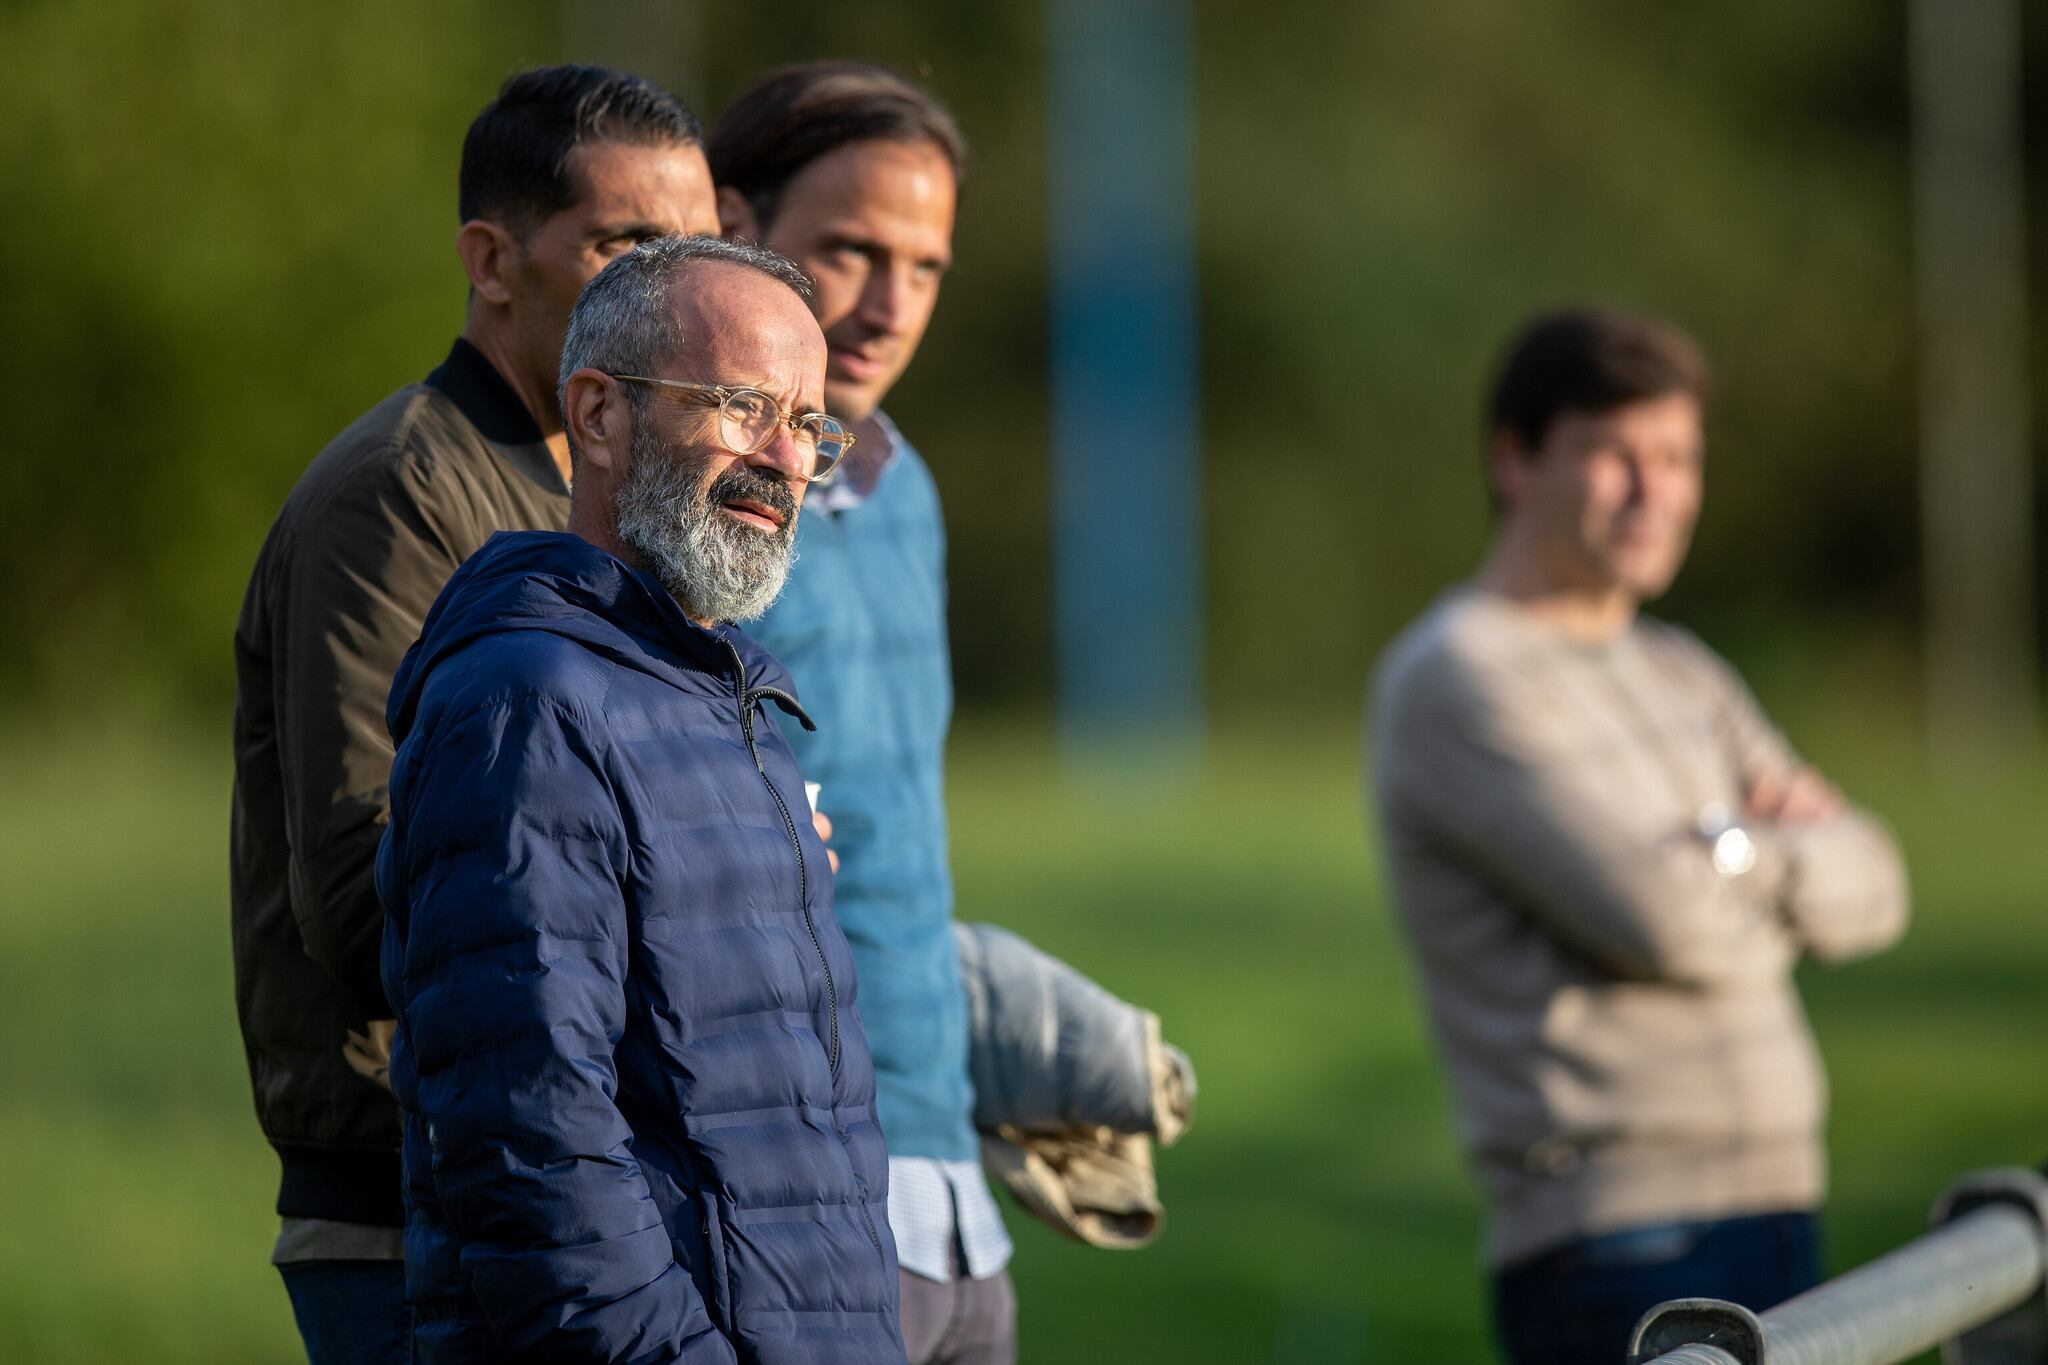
389, 694, 736, 1365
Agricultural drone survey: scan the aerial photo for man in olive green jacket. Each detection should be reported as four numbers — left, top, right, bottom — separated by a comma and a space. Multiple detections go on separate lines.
229, 65, 717, 1364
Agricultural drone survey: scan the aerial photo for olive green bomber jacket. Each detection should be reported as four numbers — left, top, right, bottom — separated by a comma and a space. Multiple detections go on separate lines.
229, 339, 568, 1223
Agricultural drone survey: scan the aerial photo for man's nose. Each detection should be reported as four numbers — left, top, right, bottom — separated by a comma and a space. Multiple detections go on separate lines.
855, 261, 915, 334
1623, 452, 1653, 502
746, 426, 810, 483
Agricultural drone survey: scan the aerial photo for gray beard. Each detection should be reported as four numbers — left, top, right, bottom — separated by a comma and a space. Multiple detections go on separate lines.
613, 422, 797, 624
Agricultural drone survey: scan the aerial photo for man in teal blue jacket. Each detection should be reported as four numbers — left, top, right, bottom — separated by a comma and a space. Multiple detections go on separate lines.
709, 65, 1016, 1365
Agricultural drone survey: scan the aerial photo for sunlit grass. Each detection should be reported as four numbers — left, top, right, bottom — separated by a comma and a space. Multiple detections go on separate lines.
1, 712, 2041, 1362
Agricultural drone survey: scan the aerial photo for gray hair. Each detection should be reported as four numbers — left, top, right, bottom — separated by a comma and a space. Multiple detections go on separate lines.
556, 235, 814, 409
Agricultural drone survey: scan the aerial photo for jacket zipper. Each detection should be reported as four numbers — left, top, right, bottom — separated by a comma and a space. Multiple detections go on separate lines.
724, 643, 880, 1263
725, 642, 840, 1074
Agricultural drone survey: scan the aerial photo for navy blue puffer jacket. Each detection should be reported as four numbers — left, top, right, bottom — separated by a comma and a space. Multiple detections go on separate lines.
376, 531, 903, 1365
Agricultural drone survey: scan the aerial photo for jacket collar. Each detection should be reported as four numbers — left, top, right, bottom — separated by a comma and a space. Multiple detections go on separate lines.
425, 338, 546, 448
610, 552, 817, 730
610, 550, 806, 709
390, 531, 813, 741
525, 534, 808, 708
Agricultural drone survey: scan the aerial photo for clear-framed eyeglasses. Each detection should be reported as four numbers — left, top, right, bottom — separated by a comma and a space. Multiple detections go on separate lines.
607, 374, 856, 482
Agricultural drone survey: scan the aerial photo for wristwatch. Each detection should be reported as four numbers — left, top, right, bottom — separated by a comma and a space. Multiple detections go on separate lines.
1695, 802, 1758, 878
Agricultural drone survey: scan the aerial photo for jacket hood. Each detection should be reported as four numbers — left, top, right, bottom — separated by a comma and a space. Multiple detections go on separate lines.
387, 530, 808, 743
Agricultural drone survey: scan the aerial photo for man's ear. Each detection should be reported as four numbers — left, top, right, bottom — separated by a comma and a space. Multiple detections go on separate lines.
1487, 427, 1532, 510
456, 218, 521, 306
563, 369, 628, 477
717, 186, 761, 243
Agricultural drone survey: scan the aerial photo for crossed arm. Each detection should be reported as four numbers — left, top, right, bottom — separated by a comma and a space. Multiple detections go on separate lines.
1377, 645, 1908, 986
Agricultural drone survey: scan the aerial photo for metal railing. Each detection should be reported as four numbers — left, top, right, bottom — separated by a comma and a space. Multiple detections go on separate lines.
1628, 1168, 2048, 1365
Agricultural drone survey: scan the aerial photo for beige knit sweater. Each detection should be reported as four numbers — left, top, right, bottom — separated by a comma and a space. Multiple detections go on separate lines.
1369, 590, 1908, 1266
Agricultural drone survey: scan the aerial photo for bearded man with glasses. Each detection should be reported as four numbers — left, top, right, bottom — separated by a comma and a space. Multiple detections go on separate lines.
375, 234, 904, 1364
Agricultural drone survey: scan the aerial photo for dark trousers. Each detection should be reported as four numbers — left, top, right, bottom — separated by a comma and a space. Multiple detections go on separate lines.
278, 1260, 413, 1365
1492, 1210, 1821, 1365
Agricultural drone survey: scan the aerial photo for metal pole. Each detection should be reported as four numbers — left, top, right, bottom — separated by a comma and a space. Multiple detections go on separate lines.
1630, 1168, 2048, 1365
1934, 1170, 2048, 1365
1048, 0, 1204, 771
1910, 0, 2036, 778
1756, 1207, 2037, 1363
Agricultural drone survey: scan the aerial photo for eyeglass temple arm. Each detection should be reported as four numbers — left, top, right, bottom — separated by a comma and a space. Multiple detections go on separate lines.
610, 374, 725, 402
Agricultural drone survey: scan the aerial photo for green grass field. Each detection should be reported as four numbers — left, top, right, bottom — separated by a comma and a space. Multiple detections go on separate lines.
2, 711, 2041, 1363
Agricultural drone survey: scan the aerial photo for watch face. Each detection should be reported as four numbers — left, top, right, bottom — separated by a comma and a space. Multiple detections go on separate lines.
1710, 825, 1758, 878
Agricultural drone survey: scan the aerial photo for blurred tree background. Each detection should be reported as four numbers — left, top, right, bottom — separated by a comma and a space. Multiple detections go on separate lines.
5, 0, 2042, 723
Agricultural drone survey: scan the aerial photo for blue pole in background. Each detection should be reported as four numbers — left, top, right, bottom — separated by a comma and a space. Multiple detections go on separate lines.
1048, 0, 1204, 769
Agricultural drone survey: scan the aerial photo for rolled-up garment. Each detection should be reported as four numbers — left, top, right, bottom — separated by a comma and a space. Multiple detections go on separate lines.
955, 921, 1196, 1249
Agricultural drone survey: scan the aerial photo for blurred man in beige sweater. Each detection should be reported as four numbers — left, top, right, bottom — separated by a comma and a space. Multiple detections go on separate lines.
1370, 307, 1908, 1365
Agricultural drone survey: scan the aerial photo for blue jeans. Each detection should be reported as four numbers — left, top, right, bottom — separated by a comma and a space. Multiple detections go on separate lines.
1492, 1211, 1821, 1365
278, 1260, 412, 1365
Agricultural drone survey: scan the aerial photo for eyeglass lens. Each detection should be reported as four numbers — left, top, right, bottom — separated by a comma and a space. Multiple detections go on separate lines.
718, 390, 849, 477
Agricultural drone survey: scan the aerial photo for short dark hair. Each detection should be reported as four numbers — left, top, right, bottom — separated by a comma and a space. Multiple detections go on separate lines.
1487, 306, 1711, 450
706, 61, 968, 230
459, 65, 702, 232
